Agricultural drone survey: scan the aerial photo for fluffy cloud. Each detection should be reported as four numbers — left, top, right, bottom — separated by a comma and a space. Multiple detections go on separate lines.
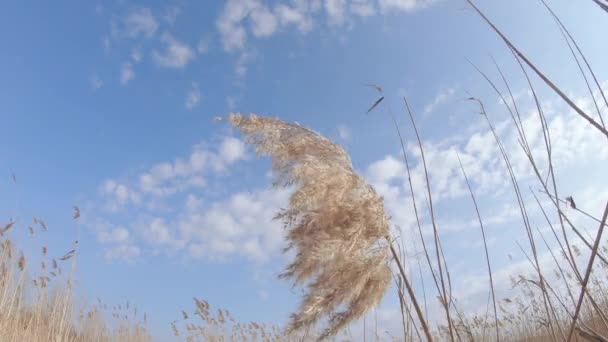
90, 75, 104, 90
250, 6, 279, 37
99, 136, 247, 213
325, 0, 348, 25
153, 33, 195, 69
100, 180, 141, 211
337, 124, 351, 141
120, 8, 159, 39
163, 7, 180, 25
105, 244, 141, 262
120, 63, 135, 85
216, 0, 430, 53
178, 188, 290, 262
377, 0, 435, 13
99, 226, 130, 244
351, 0, 376, 17
131, 47, 143, 63
424, 86, 457, 115
365, 87, 608, 242
185, 82, 201, 110
92, 136, 252, 260
197, 34, 213, 54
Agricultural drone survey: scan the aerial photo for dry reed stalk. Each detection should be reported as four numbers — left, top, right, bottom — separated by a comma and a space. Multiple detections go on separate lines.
591, 0, 608, 13
465, 0, 608, 138
541, 0, 607, 133
227, 113, 393, 340
402, 98, 456, 341
567, 203, 608, 341
457, 153, 500, 342
369, 86, 436, 341
468, 95, 559, 340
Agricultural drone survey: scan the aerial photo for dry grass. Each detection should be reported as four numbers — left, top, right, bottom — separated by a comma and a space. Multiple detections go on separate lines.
0, 220, 150, 342
228, 113, 392, 340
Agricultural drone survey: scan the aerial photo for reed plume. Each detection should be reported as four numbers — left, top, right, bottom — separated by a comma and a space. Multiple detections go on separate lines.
228, 113, 392, 340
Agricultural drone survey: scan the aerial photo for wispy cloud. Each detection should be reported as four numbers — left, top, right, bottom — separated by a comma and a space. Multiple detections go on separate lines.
185, 82, 201, 110
351, 0, 377, 17
162, 6, 180, 25
424, 86, 456, 115
197, 34, 213, 54
216, 0, 430, 53
234, 50, 255, 79
337, 124, 352, 141
131, 47, 143, 63
87, 136, 289, 262
120, 7, 159, 39
366, 85, 608, 241
120, 62, 135, 85
153, 33, 195, 69
377, 0, 436, 13
214, 0, 432, 80
102, 36, 111, 52
104, 244, 141, 262
90, 75, 104, 90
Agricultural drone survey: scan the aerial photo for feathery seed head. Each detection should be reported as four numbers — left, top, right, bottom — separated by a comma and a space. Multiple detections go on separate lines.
228, 113, 391, 339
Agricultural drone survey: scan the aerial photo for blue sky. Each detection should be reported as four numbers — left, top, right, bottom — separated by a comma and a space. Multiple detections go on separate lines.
1, 0, 608, 339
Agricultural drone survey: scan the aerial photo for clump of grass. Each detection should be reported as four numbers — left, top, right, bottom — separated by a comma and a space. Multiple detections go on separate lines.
0, 215, 151, 342
173, 297, 298, 341
228, 113, 393, 339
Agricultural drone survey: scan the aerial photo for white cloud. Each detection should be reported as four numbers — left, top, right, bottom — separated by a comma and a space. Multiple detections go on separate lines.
100, 180, 141, 211
185, 82, 201, 110
180, 188, 290, 262
337, 124, 351, 141
102, 36, 111, 52
274, 3, 314, 32
153, 33, 195, 69
215, 0, 430, 53
120, 62, 135, 85
90, 75, 104, 90
362, 84, 608, 245
213, 0, 433, 82
219, 137, 247, 164
250, 6, 279, 37
131, 47, 143, 63
377, 0, 434, 13
226, 95, 239, 111
90, 136, 256, 261
197, 34, 213, 54
99, 136, 247, 205
325, 0, 348, 25
163, 7, 180, 25
216, 0, 316, 52
216, 0, 254, 52
122, 8, 159, 38
367, 155, 405, 183
105, 244, 141, 262
140, 217, 183, 248
351, 0, 376, 17
99, 226, 130, 244
88, 132, 296, 263
424, 86, 456, 115
235, 50, 255, 78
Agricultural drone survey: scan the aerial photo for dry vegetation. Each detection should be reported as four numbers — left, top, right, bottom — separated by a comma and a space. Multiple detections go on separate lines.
2, 1, 608, 341
0, 219, 150, 341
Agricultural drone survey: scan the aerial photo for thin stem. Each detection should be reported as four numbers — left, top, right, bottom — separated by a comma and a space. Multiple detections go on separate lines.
567, 202, 608, 341
456, 153, 499, 342
387, 239, 433, 341
465, 0, 608, 138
